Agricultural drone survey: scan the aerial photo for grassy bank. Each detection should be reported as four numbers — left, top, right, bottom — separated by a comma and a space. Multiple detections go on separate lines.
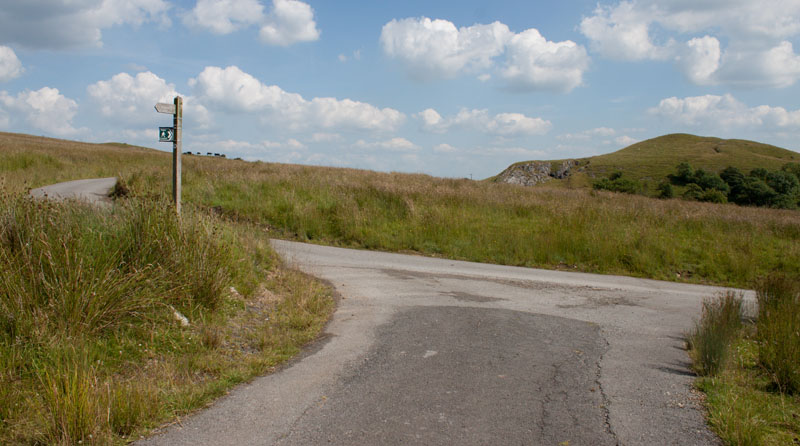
2, 131, 799, 288
687, 277, 800, 445
180, 161, 799, 288
0, 193, 333, 445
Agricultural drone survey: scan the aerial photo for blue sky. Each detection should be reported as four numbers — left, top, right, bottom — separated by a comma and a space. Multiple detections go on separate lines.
1, 0, 799, 178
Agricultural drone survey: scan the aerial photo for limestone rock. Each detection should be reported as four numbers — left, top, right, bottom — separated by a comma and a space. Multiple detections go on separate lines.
495, 160, 577, 186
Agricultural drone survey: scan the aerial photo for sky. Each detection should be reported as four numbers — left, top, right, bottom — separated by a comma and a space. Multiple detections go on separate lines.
1, 0, 800, 179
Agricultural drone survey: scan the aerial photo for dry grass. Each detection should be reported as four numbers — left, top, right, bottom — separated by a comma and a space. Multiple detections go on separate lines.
178, 159, 800, 288
0, 184, 333, 445
690, 276, 800, 445
2, 131, 799, 288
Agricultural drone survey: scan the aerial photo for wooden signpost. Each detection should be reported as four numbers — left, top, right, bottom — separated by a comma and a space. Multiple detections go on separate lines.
155, 97, 182, 215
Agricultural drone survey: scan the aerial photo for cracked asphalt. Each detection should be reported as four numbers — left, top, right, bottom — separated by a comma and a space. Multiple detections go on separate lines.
140, 240, 754, 446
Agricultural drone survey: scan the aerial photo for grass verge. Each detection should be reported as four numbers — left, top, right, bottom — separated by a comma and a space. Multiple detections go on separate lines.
2, 131, 799, 288
689, 277, 800, 445
0, 192, 334, 445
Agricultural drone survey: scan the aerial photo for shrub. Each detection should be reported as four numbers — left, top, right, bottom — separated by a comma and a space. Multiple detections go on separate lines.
699, 189, 728, 204
669, 162, 694, 185
782, 162, 800, 180
693, 169, 729, 194
682, 183, 704, 201
765, 170, 800, 196
687, 292, 744, 376
755, 274, 800, 394
657, 181, 674, 199
593, 173, 642, 194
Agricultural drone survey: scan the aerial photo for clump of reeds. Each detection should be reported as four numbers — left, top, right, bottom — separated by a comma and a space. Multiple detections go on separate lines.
687, 292, 744, 376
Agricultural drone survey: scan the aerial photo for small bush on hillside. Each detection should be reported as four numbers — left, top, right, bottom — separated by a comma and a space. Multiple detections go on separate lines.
669, 162, 694, 185
783, 162, 800, 179
682, 183, 704, 201
755, 274, 800, 394
657, 181, 674, 199
687, 292, 744, 376
693, 169, 729, 194
699, 189, 728, 204
593, 172, 643, 195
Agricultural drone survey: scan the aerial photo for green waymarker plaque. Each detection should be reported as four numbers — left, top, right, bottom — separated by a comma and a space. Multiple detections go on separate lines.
159, 127, 174, 142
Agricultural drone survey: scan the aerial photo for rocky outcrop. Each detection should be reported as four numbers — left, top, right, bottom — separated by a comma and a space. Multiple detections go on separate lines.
495, 160, 577, 186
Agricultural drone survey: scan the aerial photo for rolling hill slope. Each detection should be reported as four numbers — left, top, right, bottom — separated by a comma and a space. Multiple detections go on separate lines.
494, 134, 800, 188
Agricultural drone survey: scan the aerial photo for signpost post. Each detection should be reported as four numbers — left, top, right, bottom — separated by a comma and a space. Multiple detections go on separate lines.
155, 97, 182, 215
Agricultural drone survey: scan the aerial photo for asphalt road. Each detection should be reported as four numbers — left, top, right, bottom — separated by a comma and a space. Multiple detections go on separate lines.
29, 177, 116, 206
141, 240, 754, 446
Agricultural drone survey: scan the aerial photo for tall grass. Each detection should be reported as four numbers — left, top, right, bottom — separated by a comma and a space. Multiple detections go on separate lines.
755, 274, 800, 394
1, 131, 798, 287
176, 161, 800, 288
689, 278, 800, 445
688, 292, 744, 376
0, 191, 332, 444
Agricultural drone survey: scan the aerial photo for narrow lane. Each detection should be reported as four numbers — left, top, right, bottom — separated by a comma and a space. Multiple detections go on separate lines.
29, 177, 116, 206
140, 240, 749, 445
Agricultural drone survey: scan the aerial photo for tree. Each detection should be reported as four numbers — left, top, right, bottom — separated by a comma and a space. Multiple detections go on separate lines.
669, 162, 694, 185
765, 170, 800, 196
699, 189, 728, 204
693, 169, 729, 193
750, 167, 769, 180
682, 183, 704, 201
720, 166, 745, 187
739, 177, 777, 207
781, 162, 800, 180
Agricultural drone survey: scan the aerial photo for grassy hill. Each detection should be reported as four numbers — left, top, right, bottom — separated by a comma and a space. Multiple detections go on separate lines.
0, 132, 333, 444
494, 133, 800, 189
2, 130, 796, 287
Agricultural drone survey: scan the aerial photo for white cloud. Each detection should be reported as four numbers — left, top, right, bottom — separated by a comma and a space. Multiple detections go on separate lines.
650, 94, 800, 129
87, 71, 211, 128
190, 65, 405, 131
558, 127, 617, 140
471, 146, 547, 158
417, 108, 445, 132
380, 17, 511, 80
677, 36, 720, 85
286, 138, 305, 149
0, 46, 23, 82
433, 143, 458, 153
183, 0, 264, 34
417, 107, 551, 136
615, 135, 638, 146
502, 29, 589, 92
183, 0, 318, 46
380, 16, 588, 92
309, 132, 342, 142
579, 1, 671, 61
338, 50, 362, 63
259, 0, 320, 46
354, 137, 420, 152
0, 87, 81, 136
715, 41, 800, 89
0, 0, 170, 49
580, 0, 800, 88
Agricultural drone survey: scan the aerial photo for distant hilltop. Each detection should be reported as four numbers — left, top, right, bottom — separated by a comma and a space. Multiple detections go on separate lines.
492, 134, 800, 188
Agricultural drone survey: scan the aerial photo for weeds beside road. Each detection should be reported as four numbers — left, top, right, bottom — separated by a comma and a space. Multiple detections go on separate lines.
687, 276, 800, 445
0, 193, 333, 445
